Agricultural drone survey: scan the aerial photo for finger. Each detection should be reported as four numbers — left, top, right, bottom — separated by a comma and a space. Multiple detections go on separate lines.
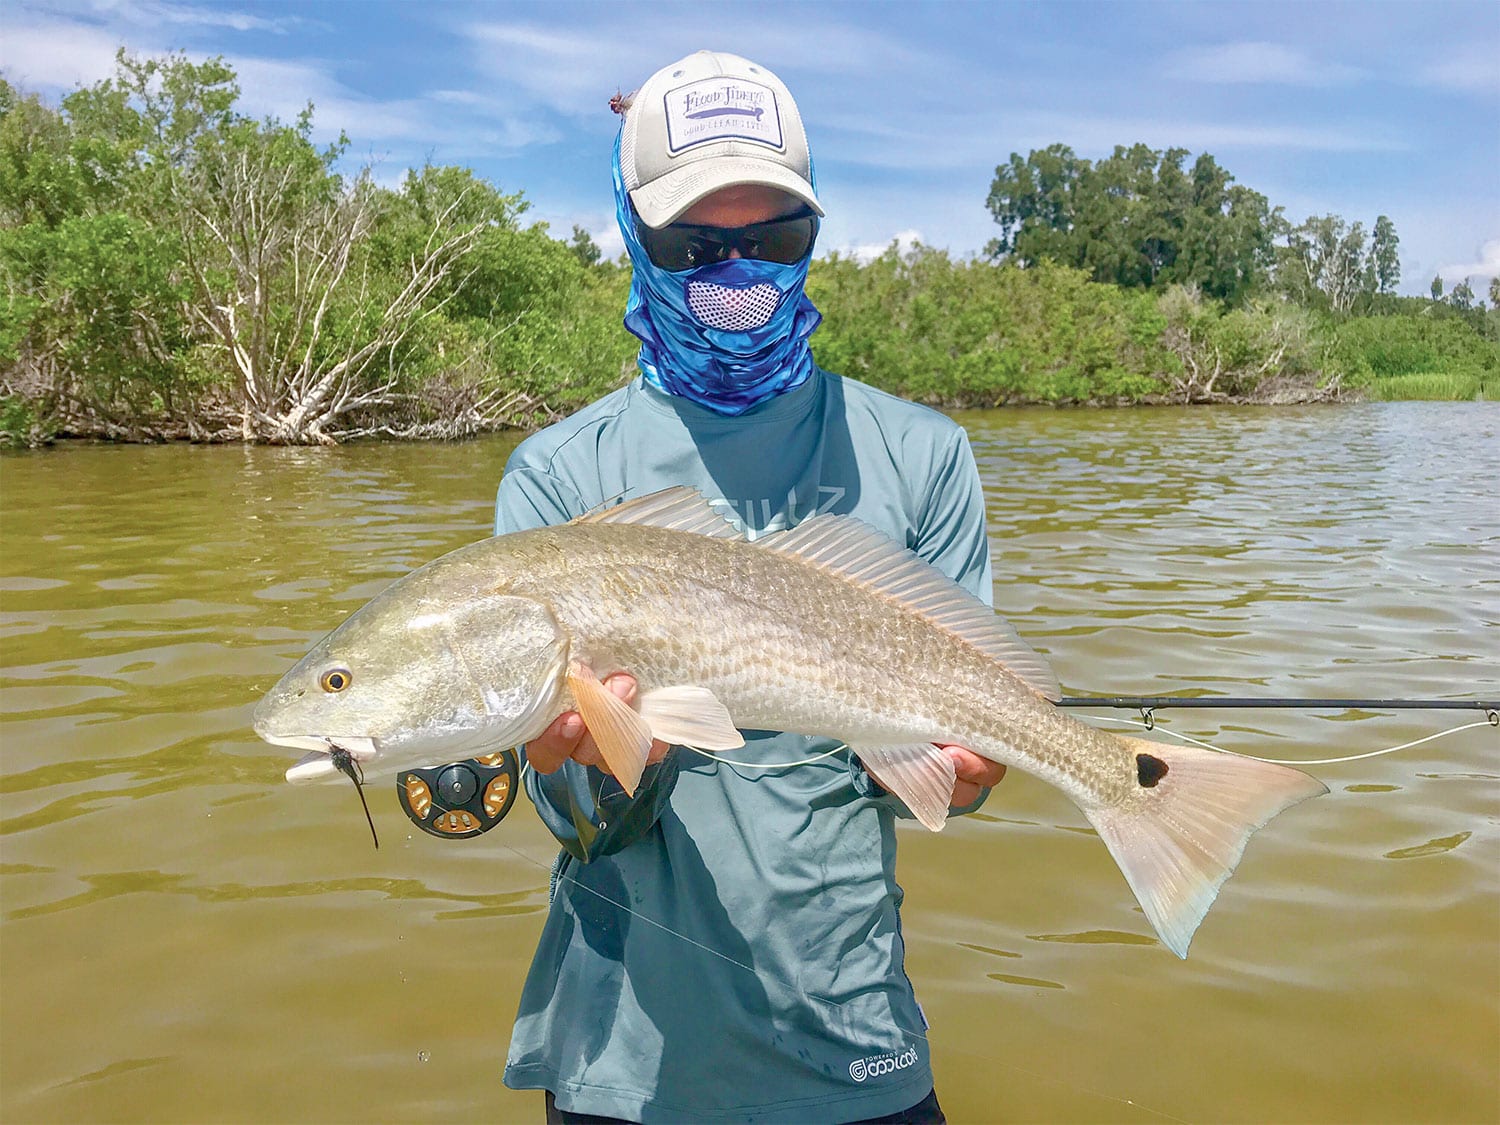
601, 672, 638, 704
951, 779, 983, 808
574, 731, 660, 773
527, 712, 585, 774
571, 738, 604, 769
944, 746, 1006, 788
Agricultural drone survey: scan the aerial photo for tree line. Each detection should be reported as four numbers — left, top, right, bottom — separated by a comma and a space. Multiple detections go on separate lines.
2, 52, 1496, 447
1, 54, 628, 446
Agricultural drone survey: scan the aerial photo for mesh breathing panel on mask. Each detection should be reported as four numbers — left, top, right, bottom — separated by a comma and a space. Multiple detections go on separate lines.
686, 281, 782, 331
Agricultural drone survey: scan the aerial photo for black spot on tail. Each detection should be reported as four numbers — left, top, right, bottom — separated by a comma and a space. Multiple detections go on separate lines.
1136, 753, 1169, 788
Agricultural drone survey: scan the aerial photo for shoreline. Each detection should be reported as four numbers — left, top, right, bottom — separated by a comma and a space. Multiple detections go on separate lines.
5, 380, 1490, 451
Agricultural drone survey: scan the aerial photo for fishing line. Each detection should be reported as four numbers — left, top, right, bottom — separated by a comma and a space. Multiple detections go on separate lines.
557, 749, 853, 829
688, 743, 849, 769
1091, 714, 1497, 765
486, 698, 1498, 1112
495, 838, 1189, 1124
516, 759, 1179, 1116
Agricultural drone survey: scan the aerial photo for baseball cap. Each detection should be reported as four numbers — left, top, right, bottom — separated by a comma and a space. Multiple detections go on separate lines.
620, 50, 824, 229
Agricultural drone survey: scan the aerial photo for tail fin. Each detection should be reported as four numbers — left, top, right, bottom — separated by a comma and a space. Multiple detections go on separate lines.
1084, 736, 1327, 958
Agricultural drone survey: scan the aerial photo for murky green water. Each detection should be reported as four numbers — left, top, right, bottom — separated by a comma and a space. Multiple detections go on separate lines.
3, 402, 1496, 1123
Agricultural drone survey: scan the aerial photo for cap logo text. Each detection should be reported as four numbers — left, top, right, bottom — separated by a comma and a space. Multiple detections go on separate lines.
664, 77, 784, 153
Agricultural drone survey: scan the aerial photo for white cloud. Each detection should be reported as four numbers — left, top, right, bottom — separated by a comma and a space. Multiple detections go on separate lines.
363, 163, 413, 194
1083, 119, 1401, 155
1437, 238, 1500, 285
225, 56, 541, 149
1018, 111, 1403, 156
820, 108, 1403, 174
2, 2, 1489, 302
428, 89, 491, 108
220, 56, 560, 152
1337, 200, 1500, 295
1420, 45, 1500, 96
813, 177, 993, 261
0, 0, 308, 92
463, 16, 942, 119
0, 12, 555, 163
595, 222, 625, 262
466, 22, 659, 118
712, 22, 938, 79
227, 56, 359, 126
0, 18, 134, 89
833, 228, 925, 264
88, 0, 307, 34
1166, 41, 1363, 86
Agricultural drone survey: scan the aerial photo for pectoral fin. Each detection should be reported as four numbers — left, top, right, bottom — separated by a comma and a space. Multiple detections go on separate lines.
638, 686, 745, 751
851, 742, 957, 832
565, 662, 653, 796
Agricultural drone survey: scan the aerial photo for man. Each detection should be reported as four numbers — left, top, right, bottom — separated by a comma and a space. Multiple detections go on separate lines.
496, 50, 1003, 1124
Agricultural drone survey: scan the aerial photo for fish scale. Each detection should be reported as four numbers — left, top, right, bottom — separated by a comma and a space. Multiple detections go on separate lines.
504, 521, 1132, 802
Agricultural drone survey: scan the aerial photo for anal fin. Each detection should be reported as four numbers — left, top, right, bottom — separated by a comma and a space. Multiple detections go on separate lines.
566, 662, 653, 796
851, 743, 957, 832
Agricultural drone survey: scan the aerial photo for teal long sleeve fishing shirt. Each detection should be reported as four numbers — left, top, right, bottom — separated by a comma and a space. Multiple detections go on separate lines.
497, 370, 994, 1123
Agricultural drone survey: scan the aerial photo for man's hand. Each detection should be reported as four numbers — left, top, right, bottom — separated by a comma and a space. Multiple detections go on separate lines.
946, 744, 1005, 808
867, 744, 1006, 810
525, 672, 671, 777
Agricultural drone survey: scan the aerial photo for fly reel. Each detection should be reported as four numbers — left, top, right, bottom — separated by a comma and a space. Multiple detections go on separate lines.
396, 751, 519, 839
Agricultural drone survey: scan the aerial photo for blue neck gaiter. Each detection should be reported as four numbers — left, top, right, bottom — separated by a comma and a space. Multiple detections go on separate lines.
613, 135, 822, 416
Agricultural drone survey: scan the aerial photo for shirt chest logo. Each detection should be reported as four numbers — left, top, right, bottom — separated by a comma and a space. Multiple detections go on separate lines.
708, 485, 846, 539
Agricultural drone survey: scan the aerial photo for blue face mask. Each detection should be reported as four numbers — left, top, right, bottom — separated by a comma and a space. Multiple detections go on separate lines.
613, 135, 822, 415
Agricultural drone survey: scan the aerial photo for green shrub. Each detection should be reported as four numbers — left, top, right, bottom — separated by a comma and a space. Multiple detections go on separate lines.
1156, 287, 1321, 400
480, 252, 636, 421
0, 394, 54, 447
808, 247, 1167, 405
1324, 313, 1498, 391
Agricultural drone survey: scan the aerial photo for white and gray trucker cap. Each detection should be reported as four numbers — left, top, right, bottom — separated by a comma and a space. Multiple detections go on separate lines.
621, 50, 824, 229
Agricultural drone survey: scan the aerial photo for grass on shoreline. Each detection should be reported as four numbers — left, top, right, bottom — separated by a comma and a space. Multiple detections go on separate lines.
1365, 371, 1495, 401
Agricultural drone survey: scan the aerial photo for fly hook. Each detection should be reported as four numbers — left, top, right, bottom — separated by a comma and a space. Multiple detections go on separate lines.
330, 745, 379, 850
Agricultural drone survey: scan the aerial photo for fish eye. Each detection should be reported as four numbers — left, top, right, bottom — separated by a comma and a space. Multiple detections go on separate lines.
320, 668, 352, 693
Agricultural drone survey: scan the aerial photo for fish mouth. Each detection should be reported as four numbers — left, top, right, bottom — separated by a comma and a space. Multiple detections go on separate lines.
260, 735, 380, 783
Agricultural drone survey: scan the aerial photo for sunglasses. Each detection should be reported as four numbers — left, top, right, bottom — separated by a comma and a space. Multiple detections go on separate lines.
635, 207, 819, 272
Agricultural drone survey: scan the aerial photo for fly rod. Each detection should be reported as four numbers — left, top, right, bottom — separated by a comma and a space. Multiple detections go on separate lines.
1055, 697, 1499, 712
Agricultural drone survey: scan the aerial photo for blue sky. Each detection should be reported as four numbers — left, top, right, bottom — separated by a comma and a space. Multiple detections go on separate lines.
4, 0, 1497, 295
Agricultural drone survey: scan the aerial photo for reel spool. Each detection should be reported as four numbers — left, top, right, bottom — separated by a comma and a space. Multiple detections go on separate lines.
396, 750, 519, 839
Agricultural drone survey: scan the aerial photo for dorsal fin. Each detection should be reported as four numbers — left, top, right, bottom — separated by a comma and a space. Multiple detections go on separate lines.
575, 486, 744, 540
760, 514, 1061, 700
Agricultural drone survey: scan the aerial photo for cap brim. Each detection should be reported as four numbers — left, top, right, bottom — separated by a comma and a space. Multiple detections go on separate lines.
630, 157, 824, 228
